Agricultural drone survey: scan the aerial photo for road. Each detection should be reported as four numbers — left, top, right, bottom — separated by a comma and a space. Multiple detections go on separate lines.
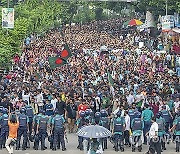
1, 133, 178, 154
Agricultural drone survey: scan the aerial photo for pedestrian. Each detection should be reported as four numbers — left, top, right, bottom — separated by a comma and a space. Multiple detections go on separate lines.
5, 112, 19, 154
145, 116, 161, 154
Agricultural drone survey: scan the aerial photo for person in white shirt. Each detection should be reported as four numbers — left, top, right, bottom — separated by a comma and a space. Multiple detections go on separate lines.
126, 91, 135, 105
51, 94, 58, 111
146, 117, 161, 154
35, 90, 43, 111
22, 90, 30, 105
174, 98, 180, 113
124, 111, 131, 146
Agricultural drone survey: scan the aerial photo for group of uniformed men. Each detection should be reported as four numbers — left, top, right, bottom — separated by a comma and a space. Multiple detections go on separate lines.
1, 103, 180, 153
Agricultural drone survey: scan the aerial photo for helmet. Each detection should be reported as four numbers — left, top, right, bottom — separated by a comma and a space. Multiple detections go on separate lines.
54, 109, 59, 115
100, 109, 108, 117
156, 112, 161, 119
135, 111, 141, 118
85, 109, 91, 116
20, 107, 26, 114
116, 111, 121, 117
89, 109, 93, 116
2, 108, 8, 114
80, 111, 85, 118
95, 112, 101, 118
39, 109, 45, 115
24, 100, 28, 104
48, 135, 53, 143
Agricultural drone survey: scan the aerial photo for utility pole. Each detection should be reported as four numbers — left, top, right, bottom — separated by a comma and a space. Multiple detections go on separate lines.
166, 0, 168, 17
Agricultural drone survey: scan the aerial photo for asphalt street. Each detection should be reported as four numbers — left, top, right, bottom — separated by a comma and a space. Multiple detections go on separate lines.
1, 133, 179, 154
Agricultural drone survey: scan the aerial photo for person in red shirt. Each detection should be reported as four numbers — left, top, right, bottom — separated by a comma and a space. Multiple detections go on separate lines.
78, 99, 88, 113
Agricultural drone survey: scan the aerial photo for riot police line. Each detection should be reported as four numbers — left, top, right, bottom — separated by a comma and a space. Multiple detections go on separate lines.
1, 104, 180, 153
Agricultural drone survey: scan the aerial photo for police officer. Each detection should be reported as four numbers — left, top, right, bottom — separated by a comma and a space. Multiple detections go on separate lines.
100, 109, 109, 150
0, 108, 9, 149
112, 110, 125, 152
131, 111, 144, 152
128, 103, 137, 127
16, 107, 29, 150
77, 111, 86, 150
170, 112, 180, 152
25, 102, 34, 142
161, 105, 172, 133
156, 112, 166, 151
51, 110, 66, 151
161, 105, 172, 144
36, 110, 49, 150
33, 110, 42, 149
85, 109, 93, 125
44, 100, 54, 116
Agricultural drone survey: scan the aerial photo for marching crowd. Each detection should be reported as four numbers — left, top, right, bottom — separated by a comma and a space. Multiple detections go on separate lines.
0, 18, 180, 154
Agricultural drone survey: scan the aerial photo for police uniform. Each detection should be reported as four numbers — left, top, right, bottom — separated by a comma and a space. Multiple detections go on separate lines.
131, 117, 144, 152
156, 116, 166, 151
0, 110, 9, 149
25, 105, 34, 141
52, 114, 66, 151
173, 116, 180, 152
17, 111, 29, 150
76, 111, 86, 150
161, 109, 171, 133
113, 114, 125, 152
36, 114, 49, 150
99, 110, 109, 150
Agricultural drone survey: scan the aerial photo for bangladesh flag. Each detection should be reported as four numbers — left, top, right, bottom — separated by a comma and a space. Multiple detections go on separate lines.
60, 44, 72, 60
107, 71, 114, 86
48, 56, 67, 69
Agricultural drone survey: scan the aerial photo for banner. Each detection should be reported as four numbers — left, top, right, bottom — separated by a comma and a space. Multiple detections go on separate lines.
2, 8, 14, 28
145, 11, 155, 28
161, 15, 174, 32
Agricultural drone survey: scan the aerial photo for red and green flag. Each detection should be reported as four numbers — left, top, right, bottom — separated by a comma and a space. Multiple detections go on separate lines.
48, 56, 67, 69
60, 44, 72, 60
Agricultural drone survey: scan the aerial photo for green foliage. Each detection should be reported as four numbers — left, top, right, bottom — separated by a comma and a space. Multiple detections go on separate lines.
0, 0, 179, 67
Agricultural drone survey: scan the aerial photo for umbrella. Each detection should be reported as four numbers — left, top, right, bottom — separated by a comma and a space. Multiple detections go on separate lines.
77, 125, 112, 138
128, 19, 143, 26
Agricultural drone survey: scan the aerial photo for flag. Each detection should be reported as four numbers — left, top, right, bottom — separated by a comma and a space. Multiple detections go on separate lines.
60, 44, 72, 60
107, 71, 114, 86
48, 56, 67, 69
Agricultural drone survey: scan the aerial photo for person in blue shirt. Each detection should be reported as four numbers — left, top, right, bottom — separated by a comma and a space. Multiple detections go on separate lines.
156, 112, 166, 151
44, 100, 54, 116
112, 110, 125, 152
51, 110, 66, 151
0, 108, 9, 149
142, 104, 154, 145
131, 111, 144, 152
16, 107, 29, 150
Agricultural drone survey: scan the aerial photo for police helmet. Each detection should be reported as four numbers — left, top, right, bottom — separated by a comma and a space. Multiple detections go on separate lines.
85, 109, 91, 116
135, 111, 141, 118
156, 112, 161, 119
2, 108, 8, 114
95, 112, 101, 118
20, 107, 26, 114
54, 109, 59, 115
80, 111, 86, 118
116, 111, 121, 117
24, 100, 28, 105
100, 109, 108, 117
89, 109, 93, 116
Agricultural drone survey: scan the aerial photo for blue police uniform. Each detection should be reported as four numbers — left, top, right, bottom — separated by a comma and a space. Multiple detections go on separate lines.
76, 116, 86, 150
131, 117, 144, 152
25, 105, 34, 141
17, 112, 29, 150
99, 116, 109, 150
156, 117, 166, 151
113, 116, 125, 152
52, 114, 66, 151
161, 109, 171, 133
173, 117, 180, 152
36, 115, 49, 150
0, 113, 9, 149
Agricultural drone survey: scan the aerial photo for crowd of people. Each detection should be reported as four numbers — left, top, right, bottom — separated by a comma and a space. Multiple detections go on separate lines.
0, 17, 180, 154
